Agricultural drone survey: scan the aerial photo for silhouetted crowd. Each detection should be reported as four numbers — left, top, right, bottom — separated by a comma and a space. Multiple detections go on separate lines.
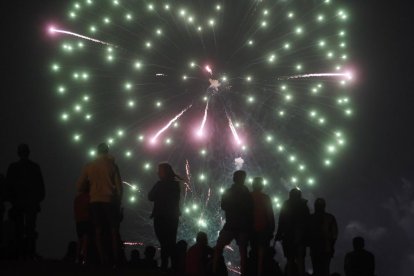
0, 143, 376, 276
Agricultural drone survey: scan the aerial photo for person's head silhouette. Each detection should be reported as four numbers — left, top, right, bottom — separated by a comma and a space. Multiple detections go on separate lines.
17, 143, 30, 159
289, 188, 302, 201
196, 231, 208, 246
233, 170, 246, 185
158, 162, 176, 181
97, 142, 109, 155
353, 236, 365, 251
314, 198, 326, 213
252, 177, 264, 191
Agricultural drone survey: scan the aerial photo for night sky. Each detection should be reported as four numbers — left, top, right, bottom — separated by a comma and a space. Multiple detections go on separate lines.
2, 1, 414, 275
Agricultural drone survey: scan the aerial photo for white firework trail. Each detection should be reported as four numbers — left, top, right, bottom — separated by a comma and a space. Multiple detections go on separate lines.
123, 181, 138, 190
226, 114, 242, 145
49, 27, 115, 47
278, 72, 353, 80
150, 104, 192, 143
197, 100, 210, 136
184, 160, 192, 191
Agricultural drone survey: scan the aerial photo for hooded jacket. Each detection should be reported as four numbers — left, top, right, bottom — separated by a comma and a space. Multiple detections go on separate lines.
76, 154, 122, 203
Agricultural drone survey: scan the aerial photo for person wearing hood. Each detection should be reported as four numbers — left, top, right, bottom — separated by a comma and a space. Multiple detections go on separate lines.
275, 188, 310, 276
76, 142, 123, 265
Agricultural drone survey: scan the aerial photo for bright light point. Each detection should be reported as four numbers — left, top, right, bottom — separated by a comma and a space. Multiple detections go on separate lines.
248, 40, 254, 46
324, 159, 332, 166
278, 145, 285, 152
125, 151, 132, 157
295, 27, 303, 34
134, 61, 142, 69
299, 165, 306, 171
317, 15, 325, 22
128, 100, 135, 107
190, 62, 196, 68
289, 155, 296, 162
138, 135, 144, 142
144, 163, 151, 170
199, 174, 206, 181
156, 29, 162, 35
308, 178, 315, 185
200, 149, 207, 155
208, 19, 215, 26
89, 150, 96, 157
48, 25, 56, 34
125, 82, 132, 90
155, 101, 162, 108
284, 43, 290, 50
130, 196, 136, 202
85, 114, 92, 120
165, 138, 171, 145
192, 204, 198, 210
246, 76, 252, 82
182, 75, 188, 80
216, 5, 221, 10
345, 109, 353, 116
73, 134, 81, 142
145, 41, 152, 48
57, 86, 66, 94
319, 118, 326, 124
247, 96, 255, 103
288, 12, 294, 18
125, 13, 132, 20
219, 188, 225, 194
279, 110, 285, 117
164, 4, 170, 10
319, 40, 326, 47
261, 21, 267, 27
327, 145, 336, 153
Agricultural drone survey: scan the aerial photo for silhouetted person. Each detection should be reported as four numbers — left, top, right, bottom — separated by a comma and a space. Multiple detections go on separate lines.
76, 143, 123, 265
250, 177, 275, 276
275, 188, 310, 276
344, 237, 375, 276
186, 231, 214, 276
6, 144, 45, 259
148, 163, 181, 270
213, 170, 253, 276
141, 245, 158, 269
128, 249, 141, 268
74, 188, 91, 264
175, 240, 188, 275
309, 198, 338, 276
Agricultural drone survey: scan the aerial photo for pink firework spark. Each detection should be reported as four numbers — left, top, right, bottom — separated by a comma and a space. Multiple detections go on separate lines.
205, 65, 213, 75
48, 26, 115, 47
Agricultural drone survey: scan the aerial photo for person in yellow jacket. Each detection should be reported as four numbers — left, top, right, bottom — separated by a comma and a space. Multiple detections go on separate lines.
76, 143, 123, 265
